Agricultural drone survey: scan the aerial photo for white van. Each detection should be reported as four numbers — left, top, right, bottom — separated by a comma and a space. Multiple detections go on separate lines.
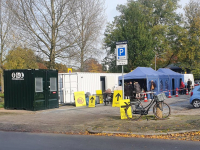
184, 74, 194, 86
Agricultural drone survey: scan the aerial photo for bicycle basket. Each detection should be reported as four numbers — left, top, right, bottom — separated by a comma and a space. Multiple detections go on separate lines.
155, 93, 166, 102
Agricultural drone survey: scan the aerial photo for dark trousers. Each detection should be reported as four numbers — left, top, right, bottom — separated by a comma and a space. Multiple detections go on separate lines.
150, 90, 154, 99
187, 86, 191, 92
180, 88, 184, 95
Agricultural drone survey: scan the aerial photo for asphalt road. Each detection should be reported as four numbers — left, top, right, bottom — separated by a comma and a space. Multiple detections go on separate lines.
1, 131, 200, 150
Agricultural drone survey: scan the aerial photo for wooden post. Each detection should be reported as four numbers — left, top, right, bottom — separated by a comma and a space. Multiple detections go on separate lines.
156, 102, 163, 118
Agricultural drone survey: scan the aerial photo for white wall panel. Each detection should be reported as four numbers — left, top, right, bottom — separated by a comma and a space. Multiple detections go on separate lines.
58, 72, 124, 104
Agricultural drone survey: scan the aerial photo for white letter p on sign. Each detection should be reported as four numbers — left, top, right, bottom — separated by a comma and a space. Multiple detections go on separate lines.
120, 49, 124, 55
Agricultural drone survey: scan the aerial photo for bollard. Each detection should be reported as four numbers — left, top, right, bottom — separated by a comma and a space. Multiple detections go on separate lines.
144, 92, 148, 102
175, 88, 179, 97
168, 90, 172, 98
186, 88, 189, 95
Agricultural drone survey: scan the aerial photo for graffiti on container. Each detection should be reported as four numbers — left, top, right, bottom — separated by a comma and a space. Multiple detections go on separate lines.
12, 72, 24, 80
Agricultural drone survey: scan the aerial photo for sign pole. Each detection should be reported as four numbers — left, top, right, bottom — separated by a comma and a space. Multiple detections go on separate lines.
122, 65, 124, 99
116, 40, 128, 100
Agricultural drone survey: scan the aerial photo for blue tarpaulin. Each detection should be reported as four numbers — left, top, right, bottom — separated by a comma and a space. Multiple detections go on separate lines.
118, 67, 169, 95
157, 68, 184, 95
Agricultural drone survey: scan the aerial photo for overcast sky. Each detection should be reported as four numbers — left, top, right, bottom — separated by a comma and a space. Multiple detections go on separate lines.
105, 0, 190, 23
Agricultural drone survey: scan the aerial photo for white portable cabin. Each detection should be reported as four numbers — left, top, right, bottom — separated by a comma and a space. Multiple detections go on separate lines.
58, 72, 123, 104
183, 74, 194, 86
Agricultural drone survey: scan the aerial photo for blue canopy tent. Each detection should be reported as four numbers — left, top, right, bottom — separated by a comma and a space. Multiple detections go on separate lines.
118, 67, 169, 96
157, 68, 184, 95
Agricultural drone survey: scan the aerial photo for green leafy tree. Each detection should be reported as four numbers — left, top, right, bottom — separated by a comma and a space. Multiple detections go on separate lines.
103, 1, 155, 72
177, 0, 200, 77
4, 47, 38, 69
137, 0, 182, 69
103, 0, 181, 72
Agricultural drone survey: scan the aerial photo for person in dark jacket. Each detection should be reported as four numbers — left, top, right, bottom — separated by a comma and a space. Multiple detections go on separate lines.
187, 79, 192, 92
128, 81, 134, 97
124, 81, 134, 98
124, 82, 129, 98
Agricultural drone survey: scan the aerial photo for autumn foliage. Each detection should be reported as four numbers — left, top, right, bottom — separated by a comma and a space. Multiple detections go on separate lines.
83, 58, 105, 73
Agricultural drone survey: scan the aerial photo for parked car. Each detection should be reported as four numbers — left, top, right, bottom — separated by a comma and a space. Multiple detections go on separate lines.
190, 85, 200, 108
194, 80, 200, 86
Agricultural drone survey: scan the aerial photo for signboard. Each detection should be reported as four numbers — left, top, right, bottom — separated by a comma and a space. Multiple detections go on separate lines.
116, 41, 128, 66
96, 90, 103, 104
74, 91, 86, 107
116, 60, 128, 66
89, 96, 96, 107
120, 99, 132, 119
112, 90, 122, 107
68, 68, 72, 73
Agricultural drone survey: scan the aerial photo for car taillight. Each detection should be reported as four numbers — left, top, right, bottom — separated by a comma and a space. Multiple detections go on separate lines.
191, 91, 193, 96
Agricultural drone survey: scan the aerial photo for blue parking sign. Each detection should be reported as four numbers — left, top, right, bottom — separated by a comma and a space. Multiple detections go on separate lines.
116, 42, 128, 64
118, 48, 125, 56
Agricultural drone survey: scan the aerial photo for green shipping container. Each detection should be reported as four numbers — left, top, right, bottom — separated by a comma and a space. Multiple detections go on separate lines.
4, 69, 59, 111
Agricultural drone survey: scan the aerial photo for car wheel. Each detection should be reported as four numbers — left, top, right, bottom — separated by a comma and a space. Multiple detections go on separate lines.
192, 99, 200, 108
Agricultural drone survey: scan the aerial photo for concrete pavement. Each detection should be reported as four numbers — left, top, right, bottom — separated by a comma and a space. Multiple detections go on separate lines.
0, 95, 199, 137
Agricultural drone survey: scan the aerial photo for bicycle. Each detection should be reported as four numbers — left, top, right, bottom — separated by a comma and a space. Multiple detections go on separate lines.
124, 92, 171, 120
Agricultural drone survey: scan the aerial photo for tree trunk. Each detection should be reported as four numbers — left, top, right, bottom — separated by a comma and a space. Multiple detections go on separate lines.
0, 0, 3, 93
49, 0, 56, 70
0, 72, 3, 93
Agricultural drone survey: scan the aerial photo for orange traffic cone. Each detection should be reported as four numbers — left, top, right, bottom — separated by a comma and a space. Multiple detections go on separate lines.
186, 88, 189, 95
175, 88, 179, 97
168, 90, 172, 98
144, 92, 148, 102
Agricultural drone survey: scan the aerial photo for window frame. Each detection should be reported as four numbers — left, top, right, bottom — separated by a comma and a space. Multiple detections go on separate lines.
50, 77, 57, 91
35, 78, 43, 92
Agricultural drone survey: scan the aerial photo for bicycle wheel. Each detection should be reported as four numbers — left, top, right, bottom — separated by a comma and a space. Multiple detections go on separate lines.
153, 102, 171, 120
125, 103, 143, 121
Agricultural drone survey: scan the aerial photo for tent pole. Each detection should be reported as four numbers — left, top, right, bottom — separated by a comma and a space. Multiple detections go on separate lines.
122, 65, 124, 99
155, 54, 156, 70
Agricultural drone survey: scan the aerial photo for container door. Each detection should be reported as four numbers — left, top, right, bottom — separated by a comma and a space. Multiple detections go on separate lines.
62, 74, 78, 104
46, 70, 59, 109
34, 70, 46, 110
100, 76, 105, 92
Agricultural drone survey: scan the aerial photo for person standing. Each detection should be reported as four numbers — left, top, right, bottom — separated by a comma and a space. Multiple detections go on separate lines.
150, 80, 156, 99
128, 81, 134, 98
187, 79, 192, 92
180, 79, 185, 95
150, 80, 156, 91
134, 82, 141, 99
124, 82, 133, 99
124, 82, 129, 98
